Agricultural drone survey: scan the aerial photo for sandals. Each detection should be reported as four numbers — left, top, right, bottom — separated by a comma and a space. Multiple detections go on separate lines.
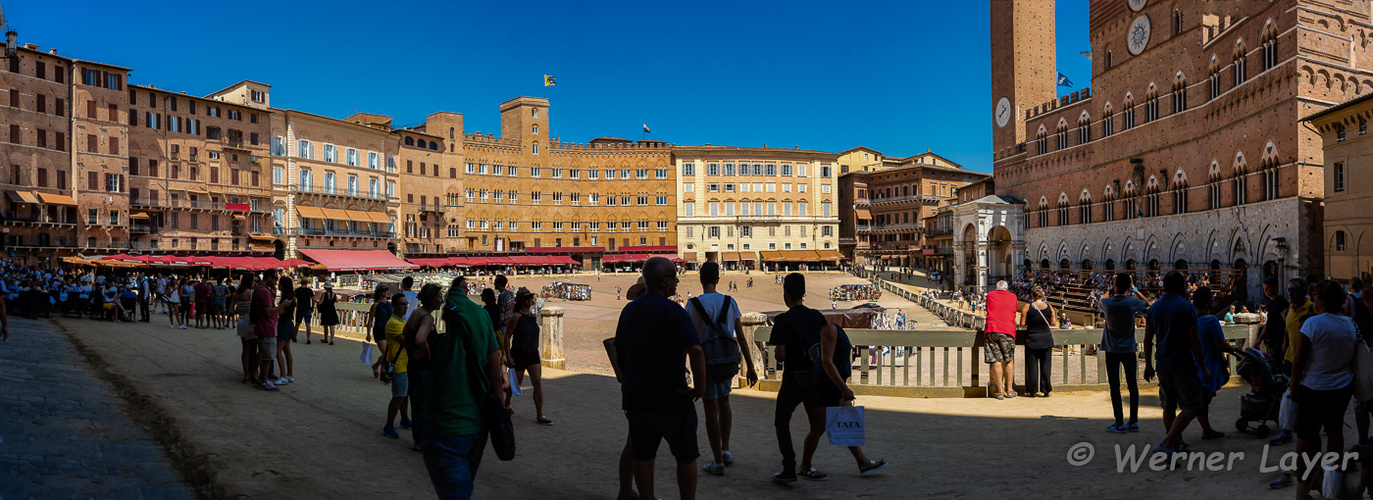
798, 468, 828, 481
992, 392, 1005, 400
859, 459, 888, 476
537, 416, 554, 426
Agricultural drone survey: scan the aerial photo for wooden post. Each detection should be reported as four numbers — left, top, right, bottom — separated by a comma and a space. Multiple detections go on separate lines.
539, 306, 565, 370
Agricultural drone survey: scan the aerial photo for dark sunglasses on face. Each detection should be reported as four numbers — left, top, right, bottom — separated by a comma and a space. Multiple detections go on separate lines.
1288, 288, 1304, 295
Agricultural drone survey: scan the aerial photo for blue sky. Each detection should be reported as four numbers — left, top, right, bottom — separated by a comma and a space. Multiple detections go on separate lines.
4, 0, 1089, 172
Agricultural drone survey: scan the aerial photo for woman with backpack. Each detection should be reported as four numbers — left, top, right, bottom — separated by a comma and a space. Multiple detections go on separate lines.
501, 287, 551, 425
768, 273, 886, 483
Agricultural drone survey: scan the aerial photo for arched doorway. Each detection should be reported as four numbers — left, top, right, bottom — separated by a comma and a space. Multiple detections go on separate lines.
1126, 259, 1137, 270
1263, 260, 1278, 279
1174, 259, 1188, 270
387, 242, 398, 255
1081, 259, 1093, 270
1105, 259, 1116, 270
1040, 259, 1051, 269
1148, 259, 1161, 270
273, 240, 285, 260
1060, 259, 1070, 270
961, 224, 978, 285
987, 225, 1013, 282
1210, 259, 1222, 271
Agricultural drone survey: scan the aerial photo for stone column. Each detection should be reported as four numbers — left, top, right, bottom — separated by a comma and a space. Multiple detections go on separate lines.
740, 312, 769, 385
540, 306, 566, 370
976, 242, 989, 292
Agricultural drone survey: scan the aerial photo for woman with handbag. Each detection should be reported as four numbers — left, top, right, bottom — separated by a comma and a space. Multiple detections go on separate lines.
1290, 280, 1359, 499
1019, 286, 1057, 398
318, 282, 340, 345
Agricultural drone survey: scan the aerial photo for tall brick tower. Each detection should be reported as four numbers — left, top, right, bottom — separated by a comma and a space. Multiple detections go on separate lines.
990, 0, 1057, 153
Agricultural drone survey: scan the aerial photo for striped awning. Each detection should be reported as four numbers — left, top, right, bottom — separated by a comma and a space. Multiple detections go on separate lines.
35, 192, 77, 206
295, 206, 326, 219
5, 190, 39, 204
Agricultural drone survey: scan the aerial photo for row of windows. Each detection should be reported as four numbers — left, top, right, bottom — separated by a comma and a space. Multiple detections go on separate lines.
402, 136, 440, 151
684, 224, 835, 239
462, 220, 672, 232
464, 163, 669, 180
1036, 33, 1280, 156
463, 190, 671, 207
6, 165, 68, 189
129, 90, 252, 123
6, 57, 67, 83
682, 202, 832, 218
284, 138, 383, 169
1032, 172, 1282, 228
5, 124, 67, 152
683, 162, 826, 178
128, 157, 261, 187
6, 89, 67, 116
690, 182, 814, 194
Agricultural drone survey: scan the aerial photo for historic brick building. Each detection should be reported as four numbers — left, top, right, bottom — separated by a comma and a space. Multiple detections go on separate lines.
1306, 93, 1373, 281
979, 0, 1350, 296
1, 43, 78, 264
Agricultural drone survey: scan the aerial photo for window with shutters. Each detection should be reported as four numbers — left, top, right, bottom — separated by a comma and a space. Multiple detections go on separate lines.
108, 104, 117, 122
87, 134, 97, 153
88, 171, 98, 189
55, 132, 64, 151
55, 98, 64, 116
36, 168, 47, 187
87, 100, 96, 118
36, 129, 46, 148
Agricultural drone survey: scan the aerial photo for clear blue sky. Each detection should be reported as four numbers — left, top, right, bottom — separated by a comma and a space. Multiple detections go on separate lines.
4, 0, 1089, 173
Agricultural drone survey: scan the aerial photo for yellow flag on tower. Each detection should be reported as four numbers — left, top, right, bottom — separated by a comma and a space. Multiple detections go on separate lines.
544, 75, 556, 87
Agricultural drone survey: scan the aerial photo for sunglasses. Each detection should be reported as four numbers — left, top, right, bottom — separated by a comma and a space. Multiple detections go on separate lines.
1287, 288, 1305, 295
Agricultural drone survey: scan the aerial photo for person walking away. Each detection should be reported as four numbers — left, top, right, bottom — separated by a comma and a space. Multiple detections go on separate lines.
401, 276, 419, 320
368, 285, 392, 378
685, 262, 757, 476
235, 275, 258, 384
406, 283, 449, 452
194, 278, 211, 329
615, 257, 705, 499
423, 278, 506, 498
768, 273, 887, 483
1291, 280, 1358, 498
274, 276, 298, 386
481, 289, 500, 341
501, 287, 552, 425
382, 292, 412, 439
253, 270, 293, 392
1143, 271, 1208, 455
1019, 286, 1057, 398
984, 280, 1019, 400
294, 282, 315, 344
1191, 287, 1236, 440
211, 279, 230, 329
318, 282, 340, 345
495, 275, 514, 335
165, 279, 182, 329
1099, 273, 1150, 433
1260, 277, 1290, 362
137, 274, 151, 322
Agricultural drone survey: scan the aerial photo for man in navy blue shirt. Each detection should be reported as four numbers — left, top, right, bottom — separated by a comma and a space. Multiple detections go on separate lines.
614, 257, 704, 500
1143, 271, 1209, 455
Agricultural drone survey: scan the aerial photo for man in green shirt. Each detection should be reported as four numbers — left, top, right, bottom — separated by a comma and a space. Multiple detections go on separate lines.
423, 275, 505, 499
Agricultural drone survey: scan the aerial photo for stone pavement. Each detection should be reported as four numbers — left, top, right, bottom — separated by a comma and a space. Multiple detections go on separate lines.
0, 317, 193, 500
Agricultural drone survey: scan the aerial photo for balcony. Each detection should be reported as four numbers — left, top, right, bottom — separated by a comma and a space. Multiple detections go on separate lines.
3, 211, 78, 226
861, 194, 943, 206
417, 203, 446, 213
130, 223, 157, 234
927, 226, 953, 236
287, 227, 395, 238
292, 184, 390, 202
838, 237, 857, 245
131, 197, 266, 212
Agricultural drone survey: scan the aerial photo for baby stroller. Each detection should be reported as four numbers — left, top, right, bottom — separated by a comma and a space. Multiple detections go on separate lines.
1233, 347, 1288, 438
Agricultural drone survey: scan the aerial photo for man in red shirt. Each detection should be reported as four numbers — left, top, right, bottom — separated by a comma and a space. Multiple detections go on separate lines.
983, 280, 1020, 400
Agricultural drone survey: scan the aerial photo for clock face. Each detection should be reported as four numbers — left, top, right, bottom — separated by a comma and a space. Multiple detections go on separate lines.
1127, 15, 1151, 55
1128, 0, 1146, 12
995, 97, 1011, 128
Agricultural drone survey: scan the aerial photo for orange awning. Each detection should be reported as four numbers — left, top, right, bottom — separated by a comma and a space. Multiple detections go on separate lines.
35, 192, 77, 206
129, 212, 150, 219
248, 234, 275, 242
855, 209, 872, 219
759, 250, 784, 261
295, 206, 326, 219
6, 190, 39, 204
682, 252, 697, 262
366, 212, 392, 224
321, 208, 349, 221
233, 214, 247, 220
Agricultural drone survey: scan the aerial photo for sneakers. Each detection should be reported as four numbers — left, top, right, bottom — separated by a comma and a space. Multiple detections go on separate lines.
1269, 473, 1294, 489
721, 451, 734, 465
772, 471, 797, 484
274, 377, 290, 385
702, 463, 725, 476
1270, 430, 1294, 446
179, 325, 187, 329
382, 425, 399, 438
399, 418, 413, 430
1107, 423, 1128, 434
1126, 423, 1140, 433
1152, 444, 1178, 457
285, 376, 295, 383
258, 381, 279, 391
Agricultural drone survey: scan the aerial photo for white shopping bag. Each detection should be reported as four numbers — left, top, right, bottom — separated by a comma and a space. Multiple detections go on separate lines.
826, 406, 865, 447
360, 344, 374, 365
1278, 388, 1297, 430
509, 368, 524, 396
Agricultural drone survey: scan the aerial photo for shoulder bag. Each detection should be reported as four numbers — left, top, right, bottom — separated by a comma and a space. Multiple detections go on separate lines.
454, 314, 516, 461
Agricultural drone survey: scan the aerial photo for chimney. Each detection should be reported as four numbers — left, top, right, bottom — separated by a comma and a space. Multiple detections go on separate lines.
763, 143, 767, 148
927, 148, 931, 153
48, 48, 56, 55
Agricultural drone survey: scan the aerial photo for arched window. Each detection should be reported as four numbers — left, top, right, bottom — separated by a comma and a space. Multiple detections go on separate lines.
532, 125, 539, 135
1208, 161, 1223, 210
1262, 20, 1278, 70
1172, 172, 1188, 214
1123, 94, 1136, 129
1056, 119, 1068, 150
1103, 103, 1115, 136
1038, 197, 1049, 227
1209, 56, 1221, 100
1102, 184, 1117, 222
1145, 176, 1161, 217
1233, 153, 1249, 205
1173, 73, 1187, 113
1079, 190, 1092, 224
1078, 112, 1091, 144
1036, 126, 1048, 155
1057, 193, 1070, 225
1123, 180, 1139, 218
1145, 84, 1159, 122
429, 142, 438, 151
1234, 39, 1248, 85
1173, 10, 1183, 34
1106, 50, 1113, 69
404, 137, 414, 146
532, 142, 539, 155
1336, 230, 1347, 251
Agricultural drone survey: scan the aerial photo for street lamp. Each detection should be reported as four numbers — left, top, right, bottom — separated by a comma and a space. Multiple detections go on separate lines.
5, 29, 16, 58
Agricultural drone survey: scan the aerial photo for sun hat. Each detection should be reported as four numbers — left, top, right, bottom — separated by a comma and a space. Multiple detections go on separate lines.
626, 276, 647, 301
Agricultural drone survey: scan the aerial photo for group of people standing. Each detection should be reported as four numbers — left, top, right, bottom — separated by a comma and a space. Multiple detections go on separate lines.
612, 260, 884, 500
230, 271, 343, 391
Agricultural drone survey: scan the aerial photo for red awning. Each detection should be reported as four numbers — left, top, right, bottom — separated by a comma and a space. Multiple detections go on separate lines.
525, 246, 603, 254
603, 253, 653, 263
408, 257, 451, 267
546, 256, 579, 266
225, 202, 251, 212
619, 245, 675, 253
298, 249, 418, 272
653, 253, 686, 263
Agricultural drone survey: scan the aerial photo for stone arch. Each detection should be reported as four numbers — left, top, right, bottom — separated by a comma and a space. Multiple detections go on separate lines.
1101, 237, 1117, 265
1079, 242, 1093, 264
1169, 233, 1190, 264
1208, 160, 1222, 181
1233, 150, 1248, 174
1037, 242, 1051, 262
1143, 234, 1163, 263
1057, 192, 1069, 206
1172, 168, 1187, 187
1146, 175, 1160, 191
1057, 240, 1072, 262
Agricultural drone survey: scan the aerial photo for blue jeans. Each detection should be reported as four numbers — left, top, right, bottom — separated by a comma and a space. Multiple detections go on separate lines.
424, 432, 488, 500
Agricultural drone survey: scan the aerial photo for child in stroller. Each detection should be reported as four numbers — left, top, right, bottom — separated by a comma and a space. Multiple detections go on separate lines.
1232, 346, 1288, 438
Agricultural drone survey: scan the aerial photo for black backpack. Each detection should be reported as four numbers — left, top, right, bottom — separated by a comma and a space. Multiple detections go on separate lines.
781, 311, 852, 388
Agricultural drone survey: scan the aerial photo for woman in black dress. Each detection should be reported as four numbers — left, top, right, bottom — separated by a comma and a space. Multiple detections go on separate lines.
318, 282, 340, 345
1019, 286, 1058, 397
502, 287, 551, 425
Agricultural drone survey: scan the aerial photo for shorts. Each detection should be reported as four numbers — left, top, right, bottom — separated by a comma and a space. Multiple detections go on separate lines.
259, 337, 278, 359
277, 319, 296, 342
391, 371, 410, 398
626, 406, 700, 462
296, 310, 312, 325
195, 301, 209, 315
984, 332, 1015, 363
211, 302, 226, 315
703, 380, 732, 400
1157, 371, 1204, 412
1295, 383, 1354, 440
